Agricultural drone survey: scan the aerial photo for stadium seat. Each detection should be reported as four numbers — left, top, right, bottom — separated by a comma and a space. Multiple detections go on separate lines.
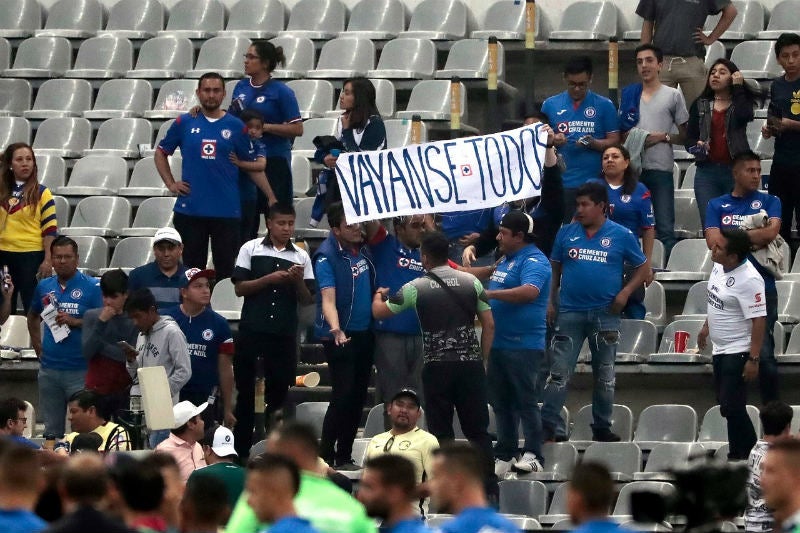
400, 0, 468, 41
792, 406, 800, 434
0, 79, 31, 117
24, 79, 93, 120
617, 319, 658, 363
33, 117, 91, 158
52, 195, 70, 229
120, 197, 176, 237
126, 36, 194, 79
454, 404, 497, 439
83, 79, 153, 119
647, 319, 711, 364
367, 38, 437, 80
527, 442, 577, 482
362, 404, 387, 438
0, 38, 9, 71
292, 118, 338, 158
674, 281, 707, 320
788, 253, 800, 281
210, 278, 243, 320
293, 402, 329, 436
0, 315, 32, 349
613, 481, 676, 518
582, 442, 642, 482
704, 1, 764, 41
776, 280, 800, 324
570, 404, 634, 450
396, 80, 470, 122
2, 37, 72, 78
698, 405, 761, 450
425, 515, 454, 528
385, 118, 428, 148
705, 41, 727, 69
101, 237, 155, 273
351, 438, 369, 466
292, 155, 313, 197
654, 240, 712, 282
499, 480, 548, 517
730, 40, 783, 79
435, 38, 504, 80
218, 0, 285, 39
0, 0, 42, 38
673, 197, 703, 239
144, 81, 198, 119
56, 155, 128, 196
186, 36, 252, 79
644, 281, 667, 330
775, 321, 786, 355
120, 155, 180, 197
549, 1, 617, 41
341, 0, 405, 40
269, 36, 316, 79
158, 0, 225, 39
748, 119, 775, 158
35, 0, 104, 39
37, 155, 66, 190
780, 326, 800, 364
633, 405, 698, 450
279, 0, 346, 41
61, 196, 132, 238
294, 196, 330, 239
472, 0, 532, 40
539, 483, 570, 525
98, 0, 165, 39
622, 15, 644, 41
84, 118, 152, 158
0, 117, 31, 147
646, 238, 665, 270
676, 163, 697, 198
758, 0, 800, 39
71, 235, 109, 275
634, 442, 707, 481
307, 37, 375, 79
65, 36, 133, 79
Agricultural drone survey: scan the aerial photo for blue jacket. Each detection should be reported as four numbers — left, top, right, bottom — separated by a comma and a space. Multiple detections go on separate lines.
312, 233, 376, 340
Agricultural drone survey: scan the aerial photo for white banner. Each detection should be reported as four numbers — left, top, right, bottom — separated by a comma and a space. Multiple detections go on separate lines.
335, 123, 549, 223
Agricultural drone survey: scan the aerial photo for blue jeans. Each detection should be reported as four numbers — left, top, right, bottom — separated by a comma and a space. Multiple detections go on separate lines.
38, 367, 87, 438
149, 429, 170, 449
488, 348, 544, 462
694, 163, 734, 228
639, 169, 676, 255
541, 309, 620, 438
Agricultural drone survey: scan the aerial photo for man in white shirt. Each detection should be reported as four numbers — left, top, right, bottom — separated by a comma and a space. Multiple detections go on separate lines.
698, 227, 766, 460
761, 439, 800, 533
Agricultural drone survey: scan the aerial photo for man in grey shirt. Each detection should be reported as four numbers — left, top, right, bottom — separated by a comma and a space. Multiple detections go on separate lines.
637, 0, 737, 108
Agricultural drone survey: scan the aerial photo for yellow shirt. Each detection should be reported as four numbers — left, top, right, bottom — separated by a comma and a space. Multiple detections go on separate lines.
0, 185, 57, 252
365, 427, 439, 484
64, 421, 131, 452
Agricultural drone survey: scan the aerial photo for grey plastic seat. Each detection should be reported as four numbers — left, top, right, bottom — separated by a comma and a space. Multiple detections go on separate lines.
101, 237, 155, 274
622, 14, 644, 41
2, 37, 72, 78
730, 41, 783, 79
120, 155, 179, 197
436, 39, 504, 80
425, 515, 454, 528
367, 38, 436, 80
144, 80, 198, 119
673, 196, 703, 238
219, 0, 284, 38
341, 0, 405, 40
674, 282, 708, 320
0, 315, 32, 349
98, 0, 165, 39
634, 443, 706, 481
453, 404, 497, 439
33, 117, 91, 158
472, 0, 533, 40
776, 280, 800, 324
704, 1, 763, 41
126, 36, 194, 79
65, 36, 133, 79
362, 404, 387, 438
705, 41, 727, 69
186, 36, 252, 79
61, 196, 131, 238
210, 278, 243, 320
698, 405, 762, 450
0, 117, 31, 147
279, 0, 346, 41
270, 36, 315, 79
0, 38, 9, 71
294, 197, 330, 238
758, 0, 800, 39
675, 163, 697, 197
158, 0, 225, 39
650, 239, 665, 270
287, 80, 335, 119
84, 118, 152, 158
292, 118, 338, 158
24, 79, 93, 120
37, 155, 67, 190
526, 443, 577, 482
71, 235, 109, 275
293, 401, 329, 436
0, 0, 42, 38
792, 406, 800, 434
307, 38, 375, 79
647, 319, 711, 364
83, 79, 153, 119
617, 319, 658, 363
644, 281, 666, 330
634, 405, 698, 450
499, 480, 548, 517
56, 155, 128, 196
385, 119, 428, 148
620, 521, 673, 532
569, 404, 634, 450
780, 326, 800, 364
396, 80, 469, 122
52, 195, 70, 228
0, 79, 32, 117
35, 0, 104, 39
613, 482, 676, 518
292, 154, 313, 197
748, 119, 775, 158
539, 483, 570, 525
582, 442, 642, 482
655, 239, 712, 282
120, 198, 176, 237
400, 0, 468, 41
550, 1, 617, 41
140, 119, 176, 157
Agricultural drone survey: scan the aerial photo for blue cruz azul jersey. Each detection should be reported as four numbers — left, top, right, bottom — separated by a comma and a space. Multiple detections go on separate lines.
590, 179, 655, 236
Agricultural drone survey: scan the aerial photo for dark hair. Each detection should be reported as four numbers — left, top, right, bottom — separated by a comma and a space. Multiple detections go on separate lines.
270, 422, 320, 457
68, 389, 102, 414
252, 40, 286, 72
343, 77, 380, 132
142, 452, 180, 473
701, 58, 762, 106
50, 235, 78, 255
0, 444, 41, 492
100, 269, 128, 297
569, 461, 614, 514
267, 202, 296, 219
197, 72, 225, 88
184, 475, 231, 525
248, 453, 302, 495
326, 201, 346, 229
0, 143, 41, 213
564, 56, 593, 76
60, 455, 109, 504
775, 32, 800, 57
0, 397, 26, 428
432, 442, 487, 483
732, 149, 761, 167
575, 181, 609, 208
239, 109, 264, 124
363, 454, 417, 497
602, 145, 638, 195
70, 432, 103, 455
125, 288, 157, 313
113, 459, 165, 512
634, 43, 663, 63
420, 231, 450, 267
761, 401, 794, 437
720, 227, 752, 262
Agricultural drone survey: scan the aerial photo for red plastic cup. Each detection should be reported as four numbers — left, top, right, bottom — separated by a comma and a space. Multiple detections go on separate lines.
674, 331, 690, 353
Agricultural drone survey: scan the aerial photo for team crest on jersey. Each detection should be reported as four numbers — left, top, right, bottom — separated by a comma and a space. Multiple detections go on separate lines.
7, 197, 18, 208
568, 247, 579, 259
201, 139, 217, 159
600, 237, 612, 248
557, 122, 569, 133
621, 194, 631, 203
398, 257, 410, 267
584, 107, 597, 118
508, 261, 515, 269
221, 129, 232, 140
202, 328, 214, 341
722, 215, 733, 225
751, 200, 762, 209
398, 440, 411, 450
256, 96, 266, 103
726, 277, 735, 287
71, 289, 82, 299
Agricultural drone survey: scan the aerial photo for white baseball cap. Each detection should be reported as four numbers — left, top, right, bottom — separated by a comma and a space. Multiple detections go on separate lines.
153, 227, 183, 245
172, 401, 208, 428
211, 426, 238, 457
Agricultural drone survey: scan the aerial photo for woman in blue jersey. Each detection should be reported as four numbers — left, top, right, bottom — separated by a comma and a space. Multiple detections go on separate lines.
597, 145, 655, 319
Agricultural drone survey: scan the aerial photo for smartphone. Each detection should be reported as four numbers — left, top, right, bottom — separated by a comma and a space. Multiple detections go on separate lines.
578, 136, 591, 147
117, 341, 137, 352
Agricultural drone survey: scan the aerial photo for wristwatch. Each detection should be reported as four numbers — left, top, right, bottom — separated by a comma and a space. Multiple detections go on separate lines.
664, 133, 671, 143
747, 356, 760, 363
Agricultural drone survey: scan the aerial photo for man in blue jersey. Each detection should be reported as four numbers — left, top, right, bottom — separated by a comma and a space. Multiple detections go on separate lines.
155, 72, 272, 279
164, 268, 236, 429
0, 398, 40, 450
358, 454, 432, 533
429, 443, 520, 533
542, 56, 620, 223
441, 209, 491, 264
128, 227, 188, 313
567, 462, 622, 533
705, 150, 782, 405
541, 182, 649, 442
27, 236, 103, 440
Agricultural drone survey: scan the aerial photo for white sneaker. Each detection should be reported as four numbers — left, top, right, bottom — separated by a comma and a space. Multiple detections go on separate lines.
513, 452, 543, 473
494, 458, 514, 477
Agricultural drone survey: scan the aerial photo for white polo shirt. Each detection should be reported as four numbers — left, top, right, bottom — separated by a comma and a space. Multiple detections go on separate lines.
706, 261, 767, 355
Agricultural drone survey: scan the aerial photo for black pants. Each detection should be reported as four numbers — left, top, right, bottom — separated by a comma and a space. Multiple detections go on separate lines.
759, 286, 780, 404
180, 389, 220, 429
768, 162, 800, 243
233, 330, 297, 458
320, 330, 374, 465
173, 212, 239, 278
713, 353, 757, 460
258, 157, 293, 211
240, 199, 258, 247
0, 250, 44, 314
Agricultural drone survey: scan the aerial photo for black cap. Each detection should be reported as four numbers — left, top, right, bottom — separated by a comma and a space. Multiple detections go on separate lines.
391, 388, 421, 406
499, 210, 535, 236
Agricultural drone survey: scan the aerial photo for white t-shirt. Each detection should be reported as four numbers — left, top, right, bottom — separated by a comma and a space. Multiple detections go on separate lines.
706, 261, 767, 354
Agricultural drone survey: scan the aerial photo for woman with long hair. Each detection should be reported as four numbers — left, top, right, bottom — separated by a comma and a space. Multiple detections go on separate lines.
685, 58, 760, 226
0, 142, 58, 313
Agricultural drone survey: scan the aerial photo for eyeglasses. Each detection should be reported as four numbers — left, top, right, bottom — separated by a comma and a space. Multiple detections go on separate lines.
52, 254, 75, 262
384, 435, 395, 452
567, 81, 590, 89
243, 54, 261, 61
16, 417, 26, 423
